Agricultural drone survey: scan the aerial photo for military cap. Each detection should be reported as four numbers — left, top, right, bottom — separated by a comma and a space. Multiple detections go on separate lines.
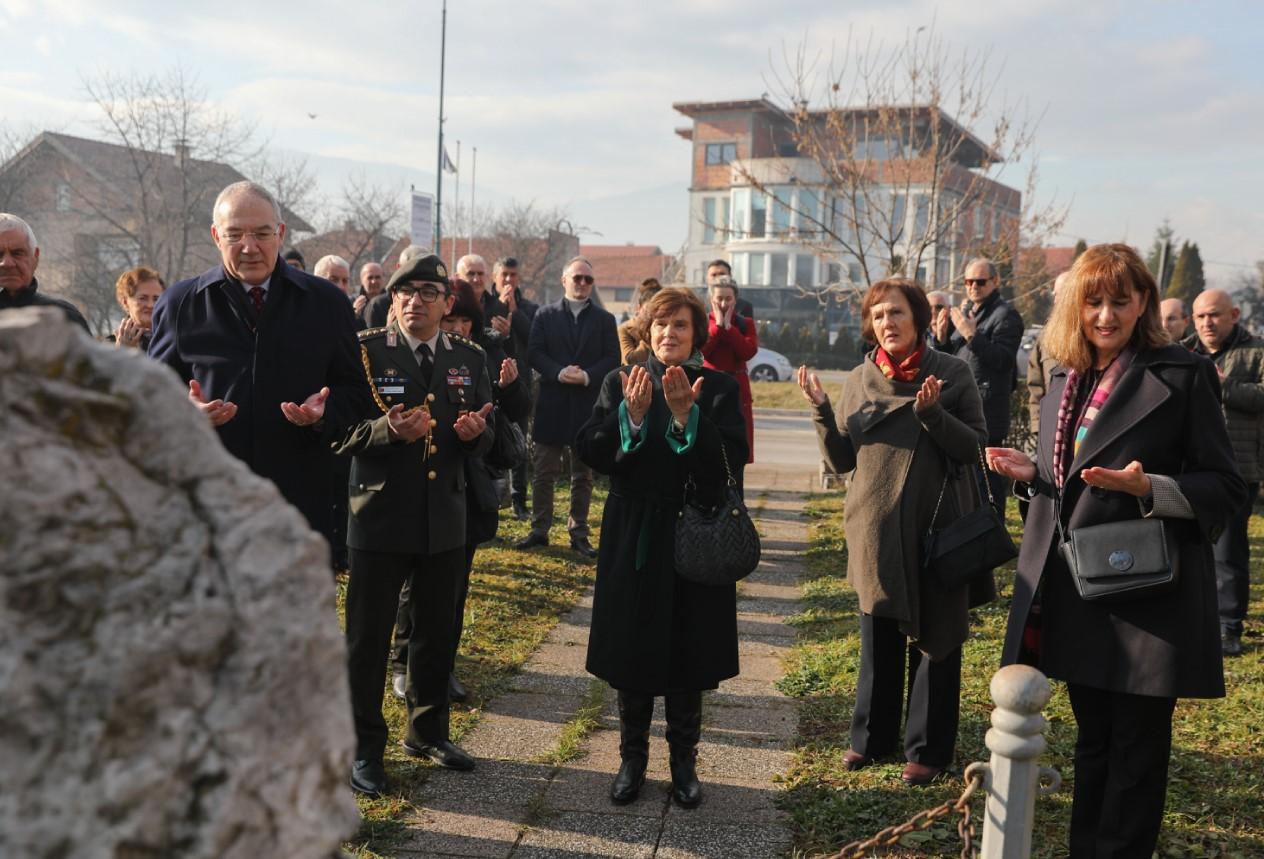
387, 253, 450, 292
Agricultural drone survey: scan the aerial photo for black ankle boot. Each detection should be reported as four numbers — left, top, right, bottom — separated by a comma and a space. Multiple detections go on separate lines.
611, 690, 653, 804
665, 691, 703, 808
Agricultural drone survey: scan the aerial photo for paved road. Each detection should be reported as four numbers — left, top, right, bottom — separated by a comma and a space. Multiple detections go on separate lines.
753, 411, 822, 479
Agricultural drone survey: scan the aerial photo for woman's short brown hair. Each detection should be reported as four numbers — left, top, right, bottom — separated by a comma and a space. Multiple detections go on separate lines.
859, 278, 931, 344
644, 287, 709, 351
1043, 243, 1166, 372
633, 278, 662, 309
114, 266, 164, 310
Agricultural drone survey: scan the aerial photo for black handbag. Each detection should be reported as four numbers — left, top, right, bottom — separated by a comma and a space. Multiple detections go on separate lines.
673, 442, 761, 586
923, 446, 1017, 589
483, 406, 527, 471
1055, 496, 1177, 603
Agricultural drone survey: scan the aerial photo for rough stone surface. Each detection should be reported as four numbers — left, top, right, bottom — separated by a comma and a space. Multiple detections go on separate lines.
0, 310, 358, 858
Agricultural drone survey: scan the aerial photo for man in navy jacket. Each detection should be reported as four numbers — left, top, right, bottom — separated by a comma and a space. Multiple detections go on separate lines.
149, 181, 371, 544
517, 256, 619, 557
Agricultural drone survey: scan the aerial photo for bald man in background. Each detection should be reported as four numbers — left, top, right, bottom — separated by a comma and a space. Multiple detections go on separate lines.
1190, 288, 1264, 656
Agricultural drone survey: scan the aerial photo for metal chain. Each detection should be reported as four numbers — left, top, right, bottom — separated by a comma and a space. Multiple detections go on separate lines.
817, 764, 986, 859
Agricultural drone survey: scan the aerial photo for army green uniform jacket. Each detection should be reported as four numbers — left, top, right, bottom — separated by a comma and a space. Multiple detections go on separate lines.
337, 323, 495, 554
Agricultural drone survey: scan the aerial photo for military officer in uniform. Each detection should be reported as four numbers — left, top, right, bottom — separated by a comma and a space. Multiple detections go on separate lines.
338, 253, 494, 797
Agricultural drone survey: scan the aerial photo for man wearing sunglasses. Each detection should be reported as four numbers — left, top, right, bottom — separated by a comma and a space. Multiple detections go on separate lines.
337, 253, 495, 796
933, 257, 1024, 514
519, 256, 619, 558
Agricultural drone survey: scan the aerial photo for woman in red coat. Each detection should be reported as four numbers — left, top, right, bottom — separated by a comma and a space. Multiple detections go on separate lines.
701, 279, 757, 463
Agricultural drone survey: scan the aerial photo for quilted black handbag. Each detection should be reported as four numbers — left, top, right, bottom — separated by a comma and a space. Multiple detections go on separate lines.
483, 406, 527, 471
923, 446, 1017, 589
673, 442, 761, 586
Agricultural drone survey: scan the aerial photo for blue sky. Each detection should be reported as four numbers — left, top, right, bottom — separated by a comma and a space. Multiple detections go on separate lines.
2, 0, 1261, 283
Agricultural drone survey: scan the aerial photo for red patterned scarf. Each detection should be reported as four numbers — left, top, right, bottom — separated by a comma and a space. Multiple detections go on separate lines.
874, 343, 925, 382
1052, 348, 1134, 488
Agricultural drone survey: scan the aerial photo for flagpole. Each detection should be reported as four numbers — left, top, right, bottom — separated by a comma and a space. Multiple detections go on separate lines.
469, 146, 476, 255
451, 140, 461, 267
434, 0, 447, 251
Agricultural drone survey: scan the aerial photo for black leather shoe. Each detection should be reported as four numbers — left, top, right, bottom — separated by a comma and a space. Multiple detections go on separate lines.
512, 501, 530, 521
1223, 634, 1244, 657
901, 762, 943, 786
402, 739, 476, 771
514, 533, 549, 550
448, 673, 469, 703
350, 759, 388, 797
610, 757, 648, 804
570, 537, 598, 559
669, 750, 702, 808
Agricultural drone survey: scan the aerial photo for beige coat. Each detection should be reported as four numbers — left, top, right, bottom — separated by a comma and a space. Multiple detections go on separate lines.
813, 348, 994, 659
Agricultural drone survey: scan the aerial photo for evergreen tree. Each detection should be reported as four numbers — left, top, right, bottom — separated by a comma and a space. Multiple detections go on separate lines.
1146, 219, 1177, 290
1073, 239, 1088, 259
1166, 241, 1206, 304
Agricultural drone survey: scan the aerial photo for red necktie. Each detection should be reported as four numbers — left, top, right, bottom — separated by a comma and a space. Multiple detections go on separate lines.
248, 286, 265, 316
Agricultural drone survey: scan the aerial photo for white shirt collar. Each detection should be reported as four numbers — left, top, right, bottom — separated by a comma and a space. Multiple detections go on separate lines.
400, 326, 442, 356
240, 275, 272, 294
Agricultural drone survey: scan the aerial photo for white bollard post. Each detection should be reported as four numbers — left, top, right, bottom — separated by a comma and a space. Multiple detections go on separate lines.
980, 664, 1053, 859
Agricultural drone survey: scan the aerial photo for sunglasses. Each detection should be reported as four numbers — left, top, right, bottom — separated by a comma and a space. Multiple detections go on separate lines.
964, 278, 991, 286
570, 274, 594, 285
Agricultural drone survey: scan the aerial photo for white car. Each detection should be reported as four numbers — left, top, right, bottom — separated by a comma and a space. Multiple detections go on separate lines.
748, 347, 794, 382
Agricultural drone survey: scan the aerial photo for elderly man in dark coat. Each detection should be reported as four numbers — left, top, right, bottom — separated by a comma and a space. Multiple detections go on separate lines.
517, 256, 619, 557
0, 213, 90, 332
149, 181, 371, 541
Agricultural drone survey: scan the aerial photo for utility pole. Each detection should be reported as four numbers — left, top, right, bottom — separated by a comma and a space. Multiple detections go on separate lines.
469, 146, 477, 255
434, 0, 447, 251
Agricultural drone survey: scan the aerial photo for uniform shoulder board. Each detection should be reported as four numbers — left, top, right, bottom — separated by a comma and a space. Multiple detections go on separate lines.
357, 326, 387, 342
448, 332, 486, 354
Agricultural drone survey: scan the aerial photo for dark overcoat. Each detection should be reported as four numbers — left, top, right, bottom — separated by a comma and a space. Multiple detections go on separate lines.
814, 348, 993, 660
1002, 345, 1246, 698
935, 291, 1024, 441
464, 332, 531, 546
576, 359, 748, 693
528, 298, 620, 446
148, 260, 371, 539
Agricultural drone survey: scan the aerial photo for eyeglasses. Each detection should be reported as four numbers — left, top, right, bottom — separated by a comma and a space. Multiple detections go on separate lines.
964, 278, 991, 286
570, 274, 594, 285
219, 227, 279, 245
393, 284, 447, 303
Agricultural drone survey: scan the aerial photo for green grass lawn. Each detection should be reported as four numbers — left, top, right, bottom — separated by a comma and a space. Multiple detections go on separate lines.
779, 493, 1264, 858
336, 484, 604, 858
752, 380, 811, 410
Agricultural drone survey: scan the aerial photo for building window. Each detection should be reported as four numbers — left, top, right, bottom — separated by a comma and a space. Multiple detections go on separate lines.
799, 188, 821, 237
614, 288, 633, 303
705, 142, 737, 165
730, 188, 749, 238
793, 255, 815, 288
750, 191, 767, 239
848, 262, 864, 285
771, 187, 793, 238
701, 195, 730, 245
56, 183, 72, 212
749, 252, 767, 285
769, 253, 788, 287
826, 262, 842, 284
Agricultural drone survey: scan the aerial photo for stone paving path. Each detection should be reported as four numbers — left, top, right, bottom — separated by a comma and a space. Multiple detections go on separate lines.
389, 463, 816, 858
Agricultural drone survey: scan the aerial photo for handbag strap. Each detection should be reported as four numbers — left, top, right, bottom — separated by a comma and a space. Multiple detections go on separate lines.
926, 443, 990, 538
683, 435, 737, 499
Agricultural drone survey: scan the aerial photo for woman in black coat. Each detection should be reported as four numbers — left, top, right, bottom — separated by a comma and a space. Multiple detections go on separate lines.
987, 244, 1246, 858
576, 287, 747, 809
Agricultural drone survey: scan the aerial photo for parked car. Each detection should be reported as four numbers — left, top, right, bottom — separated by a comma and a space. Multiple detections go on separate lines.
748, 347, 795, 382
1017, 325, 1043, 372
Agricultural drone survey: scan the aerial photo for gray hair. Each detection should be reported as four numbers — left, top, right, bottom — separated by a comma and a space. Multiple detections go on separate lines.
0, 213, 37, 250
313, 254, 350, 278
965, 257, 998, 280
399, 244, 427, 264
456, 253, 487, 274
213, 180, 283, 225
926, 289, 952, 306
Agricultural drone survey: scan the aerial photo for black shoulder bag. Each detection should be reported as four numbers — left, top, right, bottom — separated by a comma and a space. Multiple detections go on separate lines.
674, 442, 761, 586
483, 406, 527, 471
923, 446, 1018, 589
1054, 491, 1177, 603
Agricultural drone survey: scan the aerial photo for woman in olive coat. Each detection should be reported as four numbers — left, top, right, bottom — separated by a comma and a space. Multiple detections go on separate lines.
799, 278, 992, 787
576, 287, 747, 809
987, 244, 1245, 858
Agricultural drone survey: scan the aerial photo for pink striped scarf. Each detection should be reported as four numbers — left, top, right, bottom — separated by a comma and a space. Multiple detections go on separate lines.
1052, 349, 1134, 488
